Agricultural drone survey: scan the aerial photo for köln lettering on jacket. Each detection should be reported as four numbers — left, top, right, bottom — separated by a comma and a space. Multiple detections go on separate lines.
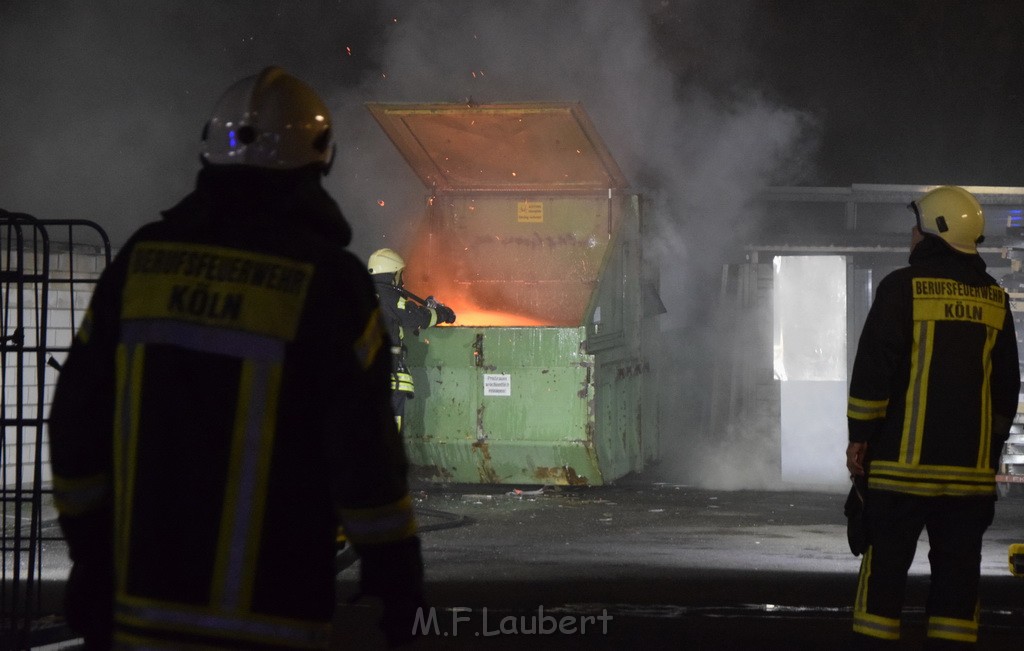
911, 277, 1006, 330
122, 241, 314, 341
166, 283, 244, 321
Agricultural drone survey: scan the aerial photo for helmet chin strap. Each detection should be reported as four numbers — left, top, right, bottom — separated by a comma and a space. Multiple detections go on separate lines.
908, 201, 923, 231
321, 143, 337, 176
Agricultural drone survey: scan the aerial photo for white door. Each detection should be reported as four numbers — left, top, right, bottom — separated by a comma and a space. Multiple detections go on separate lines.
773, 256, 849, 487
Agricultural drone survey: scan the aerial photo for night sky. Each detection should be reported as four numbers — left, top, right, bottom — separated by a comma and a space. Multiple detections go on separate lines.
729, 1, 1024, 186
2, 0, 1023, 252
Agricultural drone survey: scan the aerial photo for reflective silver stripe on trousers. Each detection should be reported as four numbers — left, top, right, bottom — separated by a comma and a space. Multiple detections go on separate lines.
116, 600, 330, 648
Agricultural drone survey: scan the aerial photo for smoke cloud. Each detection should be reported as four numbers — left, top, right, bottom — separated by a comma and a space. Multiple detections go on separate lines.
328, 1, 819, 490
0, 0, 819, 489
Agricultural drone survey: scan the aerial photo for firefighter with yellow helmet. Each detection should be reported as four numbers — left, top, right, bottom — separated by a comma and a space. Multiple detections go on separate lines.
368, 248, 456, 433
845, 185, 1020, 647
49, 67, 424, 648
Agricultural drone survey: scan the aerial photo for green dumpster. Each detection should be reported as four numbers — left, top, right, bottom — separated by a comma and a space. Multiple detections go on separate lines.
368, 102, 661, 485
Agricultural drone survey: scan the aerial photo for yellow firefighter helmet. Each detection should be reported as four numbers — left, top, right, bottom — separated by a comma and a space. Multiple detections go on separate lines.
368, 248, 406, 277
910, 185, 985, 254
201, 66, 335, 173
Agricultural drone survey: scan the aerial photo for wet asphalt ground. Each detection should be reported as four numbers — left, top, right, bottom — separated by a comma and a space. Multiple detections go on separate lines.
16, 482, 1024, 650
334, 482, 1024, 650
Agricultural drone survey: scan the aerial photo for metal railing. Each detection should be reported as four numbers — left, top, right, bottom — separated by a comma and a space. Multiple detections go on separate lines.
1, 212, 109, 649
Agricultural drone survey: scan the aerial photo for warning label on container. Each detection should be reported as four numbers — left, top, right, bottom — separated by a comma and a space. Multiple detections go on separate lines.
517, 201, 543, 223
483, 373, 511, 396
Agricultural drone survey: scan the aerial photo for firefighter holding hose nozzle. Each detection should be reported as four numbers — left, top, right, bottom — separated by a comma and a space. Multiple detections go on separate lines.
368, 248, 456, 434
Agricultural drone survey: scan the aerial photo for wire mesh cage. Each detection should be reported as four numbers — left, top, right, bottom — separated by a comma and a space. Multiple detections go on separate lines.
1, 211, 109, 649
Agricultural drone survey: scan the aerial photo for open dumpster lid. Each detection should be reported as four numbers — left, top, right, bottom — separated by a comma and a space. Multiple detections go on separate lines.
366, 102, 629, 192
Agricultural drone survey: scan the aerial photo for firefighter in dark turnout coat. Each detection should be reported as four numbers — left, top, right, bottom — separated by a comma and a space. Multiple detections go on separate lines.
846, 185, 1020, 648
367, 248, 456, 433
49, 67, 423, 649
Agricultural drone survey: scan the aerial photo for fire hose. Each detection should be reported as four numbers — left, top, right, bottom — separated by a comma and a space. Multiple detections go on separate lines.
395, 286, 436, 309
335, 506, 471, 575
393, 287, 456, 332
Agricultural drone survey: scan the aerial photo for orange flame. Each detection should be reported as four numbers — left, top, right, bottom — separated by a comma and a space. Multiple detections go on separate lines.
401, 216, 576, 328
440, 305, 547, 327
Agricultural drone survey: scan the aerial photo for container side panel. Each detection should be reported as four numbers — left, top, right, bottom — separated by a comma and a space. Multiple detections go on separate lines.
403, 327, 601, 485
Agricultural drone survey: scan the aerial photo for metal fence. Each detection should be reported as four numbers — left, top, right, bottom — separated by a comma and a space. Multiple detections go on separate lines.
1, 212, 109, 649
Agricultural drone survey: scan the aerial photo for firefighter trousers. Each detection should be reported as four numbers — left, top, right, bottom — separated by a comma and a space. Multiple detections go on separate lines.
391, 390, 410, 434
851, 490, 995, 649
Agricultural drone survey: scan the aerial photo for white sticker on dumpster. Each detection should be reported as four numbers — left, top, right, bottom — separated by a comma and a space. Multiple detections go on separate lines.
483, 373, 511, 396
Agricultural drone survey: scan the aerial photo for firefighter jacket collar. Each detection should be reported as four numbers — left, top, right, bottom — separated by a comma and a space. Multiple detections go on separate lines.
161, 164, 353, 247
910, 234, 988, 274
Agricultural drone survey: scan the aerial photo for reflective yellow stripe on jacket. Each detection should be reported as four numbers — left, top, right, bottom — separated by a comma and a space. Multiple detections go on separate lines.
114, 595, 331, 649
115, 241, 318, 619
861, 278, 1005, 497
354, 308, 385, 370
847, 397, 888, 421
52, 473, 109, 516
868, 461, 996, 497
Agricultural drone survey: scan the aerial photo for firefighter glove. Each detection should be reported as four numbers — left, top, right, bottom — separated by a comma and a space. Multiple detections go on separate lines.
844, 476, 868, 556
436, 305, 456, 324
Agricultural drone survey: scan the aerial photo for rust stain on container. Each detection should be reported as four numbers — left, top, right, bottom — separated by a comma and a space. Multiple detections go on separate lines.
472, 440, 500, 483
563, 466, 589, 486
471, 440, 492, 461
532, 465, 590, 486
411, 465, 453, 482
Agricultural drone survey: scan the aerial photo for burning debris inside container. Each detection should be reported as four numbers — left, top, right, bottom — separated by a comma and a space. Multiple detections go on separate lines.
368, 102, 630, 330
